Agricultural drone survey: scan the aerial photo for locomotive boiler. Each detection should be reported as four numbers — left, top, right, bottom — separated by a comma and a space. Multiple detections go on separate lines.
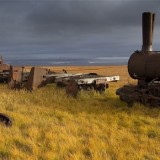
116, 12, 160, 106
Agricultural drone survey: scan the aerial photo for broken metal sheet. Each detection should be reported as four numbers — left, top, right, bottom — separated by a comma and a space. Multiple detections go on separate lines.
76, 76, 120, 85
26, 67, 49, 91
8, 66, 23, 89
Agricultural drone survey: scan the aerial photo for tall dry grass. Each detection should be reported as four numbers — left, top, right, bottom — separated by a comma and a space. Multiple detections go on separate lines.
0, 65, 159, 160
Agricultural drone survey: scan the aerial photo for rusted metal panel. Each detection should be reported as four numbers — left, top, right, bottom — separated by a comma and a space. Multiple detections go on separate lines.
8, 66, 30, 89
0, 56, 10, 71
9, 66, 22, 82
0, 64, 10, 71
8, 66, 23, 89
26, 67, 48, 90
66, 79, 79, 97
0, 56, 10, 82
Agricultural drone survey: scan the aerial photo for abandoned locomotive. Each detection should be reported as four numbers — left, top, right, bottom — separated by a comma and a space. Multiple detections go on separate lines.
116, 12, 160, 106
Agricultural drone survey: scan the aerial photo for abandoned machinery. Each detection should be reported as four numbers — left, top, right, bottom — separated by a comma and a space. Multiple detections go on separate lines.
0, 56, 10, 82
8, 65, 120, 97
116, 12, 160, 107
0, 58, 119, 127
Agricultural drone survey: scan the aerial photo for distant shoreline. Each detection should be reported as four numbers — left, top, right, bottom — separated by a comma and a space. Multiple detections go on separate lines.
6, 57, 128, 66
11, 64, 128, 67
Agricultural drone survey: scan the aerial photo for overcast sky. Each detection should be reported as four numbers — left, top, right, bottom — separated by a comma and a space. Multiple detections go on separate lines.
0, 0, 160, 63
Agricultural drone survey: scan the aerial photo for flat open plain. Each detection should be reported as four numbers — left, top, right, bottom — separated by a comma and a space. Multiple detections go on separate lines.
0, 65, 159, 160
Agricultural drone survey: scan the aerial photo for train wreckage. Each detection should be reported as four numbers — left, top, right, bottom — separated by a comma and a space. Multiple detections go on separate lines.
8, 66, 120, 96
0, 60, 119, 126
0, 57, 120, 95
116, 12, 160, 107
0, 54, 120, 126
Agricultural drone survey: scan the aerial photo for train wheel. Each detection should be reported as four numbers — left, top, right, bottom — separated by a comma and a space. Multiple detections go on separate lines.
148, 88, 160, 97
95, 83, 106, 94
66, 79, 79, 98
139, 96, 148, 105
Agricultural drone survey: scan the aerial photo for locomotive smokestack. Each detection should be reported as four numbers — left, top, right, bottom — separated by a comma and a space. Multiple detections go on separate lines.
142, 12, 155, 51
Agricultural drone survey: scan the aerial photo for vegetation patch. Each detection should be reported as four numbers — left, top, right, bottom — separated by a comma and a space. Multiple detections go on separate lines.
0, 66, 159, 159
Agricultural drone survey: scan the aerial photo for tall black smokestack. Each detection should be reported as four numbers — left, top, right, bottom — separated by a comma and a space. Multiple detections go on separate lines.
142, 12, 155, 52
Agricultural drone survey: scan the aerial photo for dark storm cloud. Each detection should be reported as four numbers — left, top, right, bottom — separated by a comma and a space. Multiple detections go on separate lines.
25, 0, 160, 54
0, 0, 160, 63
27, 0, 160, 31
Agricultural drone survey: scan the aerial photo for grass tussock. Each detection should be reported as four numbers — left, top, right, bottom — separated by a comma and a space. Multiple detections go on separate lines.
0, 66, 160, 160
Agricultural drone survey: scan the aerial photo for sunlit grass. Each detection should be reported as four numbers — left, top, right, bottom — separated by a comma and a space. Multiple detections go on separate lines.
0, 66, 160, 160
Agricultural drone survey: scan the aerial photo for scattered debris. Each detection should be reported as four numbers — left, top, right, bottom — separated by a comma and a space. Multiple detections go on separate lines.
0, 56, 10, 83
0, 113, 12, 127
8, 65, 120, 96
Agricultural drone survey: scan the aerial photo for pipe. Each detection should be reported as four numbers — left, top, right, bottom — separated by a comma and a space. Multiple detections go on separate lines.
142, 12, 155, 52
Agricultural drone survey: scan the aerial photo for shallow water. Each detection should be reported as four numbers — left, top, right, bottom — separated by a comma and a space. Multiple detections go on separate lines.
6, 57, 129, 66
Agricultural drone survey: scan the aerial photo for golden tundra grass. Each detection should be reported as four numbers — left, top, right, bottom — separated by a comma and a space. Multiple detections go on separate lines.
0, 66, 160, 160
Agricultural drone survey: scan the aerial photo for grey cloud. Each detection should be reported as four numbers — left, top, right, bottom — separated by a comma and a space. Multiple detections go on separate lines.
0, 0, 160, 64
27, 0, 160, 31
24, 0, 160, 51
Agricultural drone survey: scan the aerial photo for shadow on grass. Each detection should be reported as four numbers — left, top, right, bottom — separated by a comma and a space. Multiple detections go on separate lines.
56, 91, 160, 119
